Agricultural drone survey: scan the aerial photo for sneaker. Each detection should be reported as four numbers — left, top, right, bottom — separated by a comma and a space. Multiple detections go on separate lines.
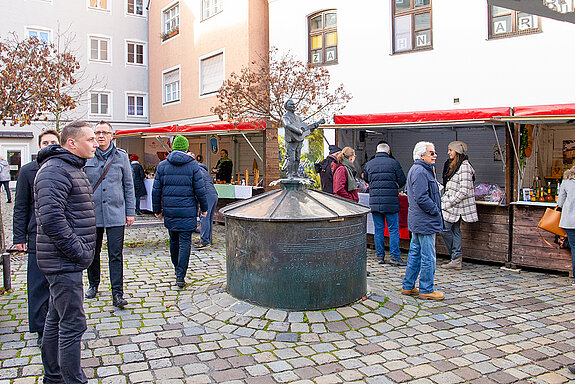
376, 257, 385, 265
401, 287, 419, 296
176, 279, 185, 288
112, 294, 128, 309
195, 242, 211, 249
418, 291, 445, 300
85, 286, 97, 299
389, 257, 407, 266
441, 258, 462, 270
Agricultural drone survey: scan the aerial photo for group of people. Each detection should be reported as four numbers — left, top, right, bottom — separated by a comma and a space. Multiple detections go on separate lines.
316, 139, 481, 300
11, 122, 218, 383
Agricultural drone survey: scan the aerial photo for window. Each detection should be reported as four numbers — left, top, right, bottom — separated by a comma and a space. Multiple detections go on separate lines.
202, 0, 222, 20
127, 42, 144, 65
392, 0, 432, 54
308, 10, 337, 65
163, 3, 179, 40
90, 92, 110, 115
127, 94, 145, 116
163, 68, 180, 104
488, 6, 540, 39
27, 28, 50, 44
89, 0, 109, 11
90, 37, 110, 62
200, 52, 223, 95
127, 0, 143, 15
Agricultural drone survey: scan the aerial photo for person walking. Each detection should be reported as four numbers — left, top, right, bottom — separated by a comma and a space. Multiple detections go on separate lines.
0, 155, 12, 203
34, 121, 98, 384
13, 129, 60, 347
332, 147, 359, 202
363, 142, 407, 266
130, 154, 147, 215
152, 135, 208, 287
13, 130, 60, 345
440, 141, 478, 270
84, 121, 135, 308
195, 161, 218, 249
557, 164, 575, 286
314, 145, 341, 193
402, 141, 444, 301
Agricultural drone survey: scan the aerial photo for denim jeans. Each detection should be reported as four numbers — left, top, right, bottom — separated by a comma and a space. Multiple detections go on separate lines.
168, 230, 192, 280
87, 226, 125, 296
441, 219, 462, 261
402, 233, 437, 294
42, 272, 87, 384
372, 212, 400, 259
564, 228, 575, 278
27, 251, 49, 333
135, 196, 141, 214
200, 195, 218, 245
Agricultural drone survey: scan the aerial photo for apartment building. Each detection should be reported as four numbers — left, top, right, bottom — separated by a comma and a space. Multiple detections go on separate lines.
0, 0, 149, 186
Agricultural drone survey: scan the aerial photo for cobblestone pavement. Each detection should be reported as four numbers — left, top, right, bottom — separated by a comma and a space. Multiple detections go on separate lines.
1, 202, 575, 383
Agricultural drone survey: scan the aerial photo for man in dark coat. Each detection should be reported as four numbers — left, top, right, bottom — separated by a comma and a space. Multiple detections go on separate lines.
13, 129, 60, 347
130, 154, 147, 215
314, 145, 341, 193
401, 141, 444, 301
363, 142, 407, 266
34, 121, 98, 384
152, 135, 208, 288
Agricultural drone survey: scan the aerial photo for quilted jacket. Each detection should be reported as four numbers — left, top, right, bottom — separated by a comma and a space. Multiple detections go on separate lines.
441, 160, 478, 223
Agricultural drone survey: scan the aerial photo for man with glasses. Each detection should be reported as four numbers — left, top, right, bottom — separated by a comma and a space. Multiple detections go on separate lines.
84, 121, 135, 308
401, 141, 444, 301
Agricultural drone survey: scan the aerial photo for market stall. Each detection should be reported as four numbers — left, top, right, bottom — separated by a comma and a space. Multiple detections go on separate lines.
333, 107, 512, 264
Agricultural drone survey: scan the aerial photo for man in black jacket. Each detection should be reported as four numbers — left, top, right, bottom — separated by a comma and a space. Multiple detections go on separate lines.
363, 142, 407, 266
13, 129, 60, 347
34, 121, 98, 384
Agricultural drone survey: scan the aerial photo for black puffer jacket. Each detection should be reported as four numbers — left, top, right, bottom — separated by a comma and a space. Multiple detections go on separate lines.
362, 152, 406, 214
13, 160, 40, 250
34, 145, 96, 274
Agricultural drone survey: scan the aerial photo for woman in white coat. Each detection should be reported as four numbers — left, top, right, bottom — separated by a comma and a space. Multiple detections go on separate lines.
440, 141, 478, 270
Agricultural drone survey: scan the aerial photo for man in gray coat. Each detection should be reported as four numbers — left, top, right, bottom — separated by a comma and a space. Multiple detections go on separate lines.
84, 121, 135, 308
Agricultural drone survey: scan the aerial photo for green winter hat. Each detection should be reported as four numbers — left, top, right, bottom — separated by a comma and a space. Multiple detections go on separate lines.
172, 135, 189, 151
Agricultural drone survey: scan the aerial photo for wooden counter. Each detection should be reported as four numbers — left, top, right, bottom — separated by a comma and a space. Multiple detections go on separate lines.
436, 202, 510, 264
511, 202, 572, 275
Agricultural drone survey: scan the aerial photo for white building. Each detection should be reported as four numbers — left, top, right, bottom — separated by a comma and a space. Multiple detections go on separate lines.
0, 0, 149, 187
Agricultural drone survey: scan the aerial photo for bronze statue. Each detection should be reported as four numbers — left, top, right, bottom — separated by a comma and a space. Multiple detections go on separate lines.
282, 99, 325, 178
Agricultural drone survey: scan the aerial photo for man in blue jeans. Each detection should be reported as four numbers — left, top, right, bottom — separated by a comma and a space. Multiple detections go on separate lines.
34, 121, 98, 383
152, 135, 208, 288
402, 141, 444, 301
363, 142, 406, 265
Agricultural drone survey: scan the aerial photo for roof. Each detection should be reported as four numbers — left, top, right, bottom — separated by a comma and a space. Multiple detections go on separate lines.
115, 120, 266, 137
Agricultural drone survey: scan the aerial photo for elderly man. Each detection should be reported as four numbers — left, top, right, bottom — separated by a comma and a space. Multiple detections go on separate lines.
84, 121, 135, 308
401, 141, 444, 301
363, 142, 406, 266
35, 121, 98, 384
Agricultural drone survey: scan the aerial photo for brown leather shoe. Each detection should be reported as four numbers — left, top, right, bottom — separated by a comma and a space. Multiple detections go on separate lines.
418, 291, 444, 300
401, 287, 419, 296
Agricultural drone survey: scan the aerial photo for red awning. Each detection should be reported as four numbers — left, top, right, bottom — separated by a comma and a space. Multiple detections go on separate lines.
334, 107, 511, 125
115, 120, 266, 137
513, 103, 575, 117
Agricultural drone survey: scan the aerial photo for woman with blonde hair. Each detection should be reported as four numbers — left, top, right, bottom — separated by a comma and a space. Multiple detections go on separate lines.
557, 164, 575, 287
331, 147, 359, 202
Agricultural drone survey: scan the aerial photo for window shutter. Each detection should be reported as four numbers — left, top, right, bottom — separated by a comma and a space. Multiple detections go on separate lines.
201, 53, 223, 94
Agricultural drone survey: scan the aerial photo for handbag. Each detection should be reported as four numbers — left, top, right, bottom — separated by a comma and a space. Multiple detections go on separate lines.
537, 207, 567, 247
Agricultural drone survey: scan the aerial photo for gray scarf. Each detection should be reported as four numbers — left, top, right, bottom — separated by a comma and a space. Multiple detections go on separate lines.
342, 157, 357, 191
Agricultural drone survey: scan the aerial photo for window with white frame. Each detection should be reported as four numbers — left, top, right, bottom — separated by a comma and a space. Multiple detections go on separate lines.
163, 68, 180, 104
90, 37, 110, 62
127, 0, 143, 15
89, 0, 109, 11
90, 92, 110, 115
308, 10, 338, 65
163, 3, 179, 39
127, 94, 145, 116
488, 6, 541, 39
127, 42, 144, 65
202, 0, 222, 20
27, 28, 51, 44
200, 52, 223, 95
392, 0, 432, 54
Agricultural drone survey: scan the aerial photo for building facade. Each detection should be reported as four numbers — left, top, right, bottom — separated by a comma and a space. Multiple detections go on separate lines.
1, 0, 149, 186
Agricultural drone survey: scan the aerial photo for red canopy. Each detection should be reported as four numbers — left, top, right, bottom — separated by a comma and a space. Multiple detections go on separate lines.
334, 107, 511, 125
115, 120, 266, 137
513, 103, 575, 117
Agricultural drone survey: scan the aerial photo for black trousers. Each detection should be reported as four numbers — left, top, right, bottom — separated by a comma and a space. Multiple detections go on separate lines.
42, 272, 87, 384
87, 226, 125, 296
27, 251, 50, 333
0, 180, 11, 202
